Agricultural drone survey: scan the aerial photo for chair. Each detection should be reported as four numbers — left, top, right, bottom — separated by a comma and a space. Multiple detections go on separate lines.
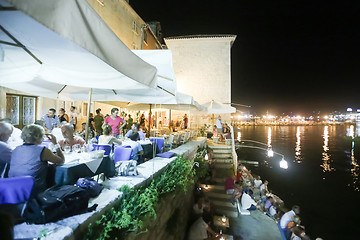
113, 146, 136, 176
150, 137, 165, 152
92, 144, 112, 156
113, 146, 132, 164
180, 132, 190, 144
163, 134, 174, 152
0, 176, 34, 220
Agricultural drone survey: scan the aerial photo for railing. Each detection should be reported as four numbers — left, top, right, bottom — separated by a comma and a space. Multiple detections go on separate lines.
230, 125, 238, 175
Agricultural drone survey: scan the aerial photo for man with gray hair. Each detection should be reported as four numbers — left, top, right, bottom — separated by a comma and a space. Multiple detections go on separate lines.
0, 122, 13, 177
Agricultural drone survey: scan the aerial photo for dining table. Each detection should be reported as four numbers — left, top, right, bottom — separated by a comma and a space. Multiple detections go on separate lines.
54, 152, 115, 186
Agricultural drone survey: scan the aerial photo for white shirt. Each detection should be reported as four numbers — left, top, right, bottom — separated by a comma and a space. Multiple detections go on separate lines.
260, 183, 267, 192
241, 192, 257, 210
193, 203, 204, 214
269, 206, 277, 216
7, 127, 23, 149
188, 217, 208, 240
280, 210, 295, 229
70, 112, 77, 125
215, 118, 222, 129
254, 179, 262, 188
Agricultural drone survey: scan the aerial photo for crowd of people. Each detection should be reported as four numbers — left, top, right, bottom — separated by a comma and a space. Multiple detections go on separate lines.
1, 106, 188, 202
221, 163, 313, 240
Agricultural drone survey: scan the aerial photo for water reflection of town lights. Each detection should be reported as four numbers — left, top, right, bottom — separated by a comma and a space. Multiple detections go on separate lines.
267, 148, 274, 157
280, 158, 288, 169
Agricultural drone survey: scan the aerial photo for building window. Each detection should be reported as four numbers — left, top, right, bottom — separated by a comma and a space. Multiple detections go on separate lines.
132, 21, 138, 35
6, 94, 37, 129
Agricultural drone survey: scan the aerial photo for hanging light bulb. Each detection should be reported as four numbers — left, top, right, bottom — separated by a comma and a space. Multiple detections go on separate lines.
204, 184, 209, 190
221, 215, 227, 223
280, 157, 288, 169
267, 147, 274, 157
204, 153, 209, 160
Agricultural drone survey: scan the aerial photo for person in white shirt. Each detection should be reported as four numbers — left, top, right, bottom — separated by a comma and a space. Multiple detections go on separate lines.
280, 205, 301, 230
241, 190, 257, 211
253, 175, 262, 188
0, 118, 22, 149
188, 213, 218, 240
0, 122, 13, 177
125, 123, 145, 141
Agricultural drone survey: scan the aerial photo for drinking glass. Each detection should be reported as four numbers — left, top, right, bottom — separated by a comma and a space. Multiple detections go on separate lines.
64, 145, 71, 154
73, 144, 80, 153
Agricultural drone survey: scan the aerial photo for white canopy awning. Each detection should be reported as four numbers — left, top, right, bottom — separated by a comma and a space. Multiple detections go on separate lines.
201, 100, 236, 114
126, 92, 204, 111
132, 50, 177, 96
0, 1, 176, 103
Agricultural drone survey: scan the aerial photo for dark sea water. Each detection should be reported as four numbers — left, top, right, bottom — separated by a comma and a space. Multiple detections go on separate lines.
236, 125, 360, 240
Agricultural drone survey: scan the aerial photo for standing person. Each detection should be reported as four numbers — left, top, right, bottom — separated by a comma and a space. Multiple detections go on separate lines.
58, 108, 69, 123
139, 113, 145, 125
103, 108, 127, 137
94, 109, 104, 136
215, 115, 223, 140
0, 122, 13, 177
42, 108, 60, 133
183, 114, 189, 129
127, 114, 133, 131
69, 106, 77, 130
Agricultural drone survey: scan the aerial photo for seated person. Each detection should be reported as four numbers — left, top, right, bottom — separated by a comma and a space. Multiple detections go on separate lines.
260, 180, 269, 197
98, 125, 122, 145
286, 215, 302, 240
0, 118, 23, 149
8, 124, 64, 195
125, 123, 145, 140
253, 175, 262, 188
280, 205, 301, 232
77, 122, 95, 140
193, 196, 210, 215
123, 132, 143, 162
225, 175, 236, 194
0, 122, 13, 177
59, 123, 85, 150
241, 189, 257, 211
188, 212, 218, 240
264, 196, 275, 212
230, 184, 242, 205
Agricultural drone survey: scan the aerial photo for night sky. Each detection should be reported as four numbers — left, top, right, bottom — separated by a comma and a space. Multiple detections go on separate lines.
130, 0, 360, 114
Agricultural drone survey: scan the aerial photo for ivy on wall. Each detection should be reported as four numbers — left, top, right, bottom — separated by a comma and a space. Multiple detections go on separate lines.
86, 156, 195, 240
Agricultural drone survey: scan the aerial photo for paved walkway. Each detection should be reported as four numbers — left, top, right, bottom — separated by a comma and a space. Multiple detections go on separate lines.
205, 142, 282, 240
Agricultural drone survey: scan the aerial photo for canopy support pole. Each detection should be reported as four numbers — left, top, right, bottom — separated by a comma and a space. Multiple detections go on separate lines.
85, 88, 92, 143
148, 104, 152, 135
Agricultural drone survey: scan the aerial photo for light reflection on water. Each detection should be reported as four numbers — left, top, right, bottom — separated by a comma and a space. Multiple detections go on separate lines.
320, 126, 334, 172
295, 126, 302, 163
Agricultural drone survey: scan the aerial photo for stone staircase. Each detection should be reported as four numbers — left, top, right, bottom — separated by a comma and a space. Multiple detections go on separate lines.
202, 143, 238, 218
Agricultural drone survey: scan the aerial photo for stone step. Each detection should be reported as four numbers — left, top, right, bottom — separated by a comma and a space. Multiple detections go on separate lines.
212, 158, 233, 164
204, 191, 231, 200
214, 163, 234, 169
208, 145, 232, 150
212, 149, 232, 154
213, 153, 233, 159
211, 199, 235, 209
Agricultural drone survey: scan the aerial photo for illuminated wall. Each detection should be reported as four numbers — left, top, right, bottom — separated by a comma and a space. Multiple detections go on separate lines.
86, 0, 162, 50
164, 35, 236, 105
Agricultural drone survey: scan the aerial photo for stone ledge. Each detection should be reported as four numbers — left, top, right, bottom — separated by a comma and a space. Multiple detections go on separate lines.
13, 137, 207, 240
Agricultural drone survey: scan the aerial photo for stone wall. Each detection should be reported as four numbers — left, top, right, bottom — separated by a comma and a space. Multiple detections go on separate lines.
125, 186, 194, 240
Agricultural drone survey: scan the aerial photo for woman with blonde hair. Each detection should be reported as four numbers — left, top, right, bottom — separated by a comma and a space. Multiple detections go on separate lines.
98, 124, 122, 145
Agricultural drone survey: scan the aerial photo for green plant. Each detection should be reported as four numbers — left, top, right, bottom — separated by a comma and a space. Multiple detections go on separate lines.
86, 156, 195, 240
199, 124, 210, 137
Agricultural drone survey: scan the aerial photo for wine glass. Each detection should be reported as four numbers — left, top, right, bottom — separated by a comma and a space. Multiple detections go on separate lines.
64, 145, 71, 154
72, 144, 80, 153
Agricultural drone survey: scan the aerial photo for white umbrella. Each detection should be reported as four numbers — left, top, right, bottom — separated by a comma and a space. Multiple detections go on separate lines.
0, 4, 176, 103
202, 100, 236, 114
